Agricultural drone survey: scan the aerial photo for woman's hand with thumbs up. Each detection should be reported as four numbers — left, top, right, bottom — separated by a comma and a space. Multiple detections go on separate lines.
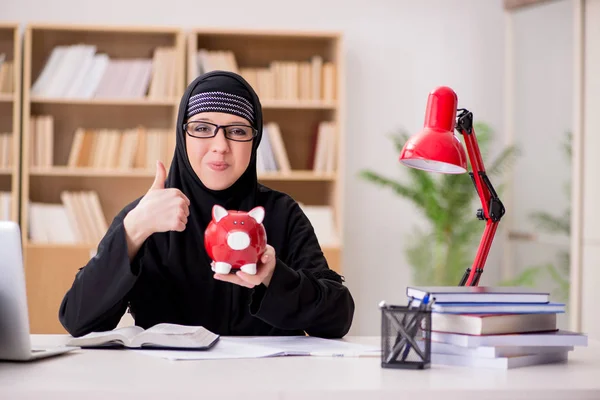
123, 161, 190, 260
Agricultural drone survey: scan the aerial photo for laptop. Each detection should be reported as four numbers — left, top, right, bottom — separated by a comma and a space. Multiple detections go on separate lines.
0, 220, 78, 361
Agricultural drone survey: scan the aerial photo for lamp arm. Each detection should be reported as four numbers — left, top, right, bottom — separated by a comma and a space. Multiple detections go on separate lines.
455, 109, 506, 286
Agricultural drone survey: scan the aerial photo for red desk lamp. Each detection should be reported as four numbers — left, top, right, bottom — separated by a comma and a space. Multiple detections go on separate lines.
399, 86, 505, 286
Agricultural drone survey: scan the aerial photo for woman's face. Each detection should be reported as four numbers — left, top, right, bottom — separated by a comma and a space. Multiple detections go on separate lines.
185, 112, 254, 190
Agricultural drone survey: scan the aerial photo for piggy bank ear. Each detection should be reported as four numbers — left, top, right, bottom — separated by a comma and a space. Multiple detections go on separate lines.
212, 205, 228, 223
248, 206, 265, 224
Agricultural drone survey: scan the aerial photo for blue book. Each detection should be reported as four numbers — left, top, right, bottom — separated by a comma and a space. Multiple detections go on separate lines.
406, 286, 549, 304
412, 301, 565, 314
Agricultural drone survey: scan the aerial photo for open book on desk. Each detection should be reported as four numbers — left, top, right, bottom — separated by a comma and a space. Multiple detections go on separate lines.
136, 336, 382, 361
67, 324, 220, 350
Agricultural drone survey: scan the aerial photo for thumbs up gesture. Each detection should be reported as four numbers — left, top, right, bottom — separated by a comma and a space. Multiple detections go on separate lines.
130, 161, 191, 236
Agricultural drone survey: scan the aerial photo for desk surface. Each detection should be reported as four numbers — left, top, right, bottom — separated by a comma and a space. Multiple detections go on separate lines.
1, 335, 600, 400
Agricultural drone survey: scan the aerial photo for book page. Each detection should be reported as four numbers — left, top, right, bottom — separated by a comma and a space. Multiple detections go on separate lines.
67, 325, 144, 347
132, 323, 219, 349
142, 323, 208, 335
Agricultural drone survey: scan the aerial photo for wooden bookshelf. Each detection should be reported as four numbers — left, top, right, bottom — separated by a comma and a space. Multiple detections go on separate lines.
21, 23, 185, 333
187, 29, 345, 273
0, 24, 21, 223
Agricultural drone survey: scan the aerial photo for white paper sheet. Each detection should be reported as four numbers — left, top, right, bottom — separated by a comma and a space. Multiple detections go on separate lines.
136, 339, 284, 360
135, 336, 381, 361
242, 336, 381, 356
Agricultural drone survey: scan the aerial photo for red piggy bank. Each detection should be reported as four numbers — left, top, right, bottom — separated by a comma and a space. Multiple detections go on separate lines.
204, 204, 267, 275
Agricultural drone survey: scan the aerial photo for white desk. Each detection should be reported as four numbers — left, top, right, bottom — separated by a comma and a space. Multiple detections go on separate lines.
1, 335, 599, 400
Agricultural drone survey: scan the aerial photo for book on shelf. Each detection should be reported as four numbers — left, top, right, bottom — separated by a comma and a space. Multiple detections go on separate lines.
67, 126, 175, 170
0, 54, 14, 94
311, 121, 336, 173
262, 122, 290, 173
0, 133, 13, 168
28, 190, 108, 245
256, 123, 278, 173
29, 115, 54, 167
67, 323, 220, 350
31, 44, 178, 99
0, 191, 11, 221
195, 49, 239, 75
298, 204, 339, 247
193, 49, 335, 102
255, 121, 337, 175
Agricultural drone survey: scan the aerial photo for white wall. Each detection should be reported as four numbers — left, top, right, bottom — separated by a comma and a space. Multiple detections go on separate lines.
2, 0, 507, 335
579, 0, 600, 339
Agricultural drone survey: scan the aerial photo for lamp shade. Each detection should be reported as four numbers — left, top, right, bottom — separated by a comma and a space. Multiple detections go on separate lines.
399, 86, 468, 174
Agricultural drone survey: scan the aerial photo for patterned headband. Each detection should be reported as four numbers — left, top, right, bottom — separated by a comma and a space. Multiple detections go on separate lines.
186, 91, 255, 126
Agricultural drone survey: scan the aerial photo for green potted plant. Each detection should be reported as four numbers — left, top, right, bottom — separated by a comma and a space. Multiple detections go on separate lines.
359, 122, 517, 286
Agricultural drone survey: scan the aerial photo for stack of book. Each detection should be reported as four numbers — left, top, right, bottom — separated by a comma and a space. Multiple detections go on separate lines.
30, 44, 178, 99
407, 286, 588, 369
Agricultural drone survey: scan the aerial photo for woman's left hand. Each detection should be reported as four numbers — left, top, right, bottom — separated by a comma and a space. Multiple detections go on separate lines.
213, 245, 277, 288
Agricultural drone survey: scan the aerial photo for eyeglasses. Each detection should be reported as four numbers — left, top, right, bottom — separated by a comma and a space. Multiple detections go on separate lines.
183, 121, 258, 142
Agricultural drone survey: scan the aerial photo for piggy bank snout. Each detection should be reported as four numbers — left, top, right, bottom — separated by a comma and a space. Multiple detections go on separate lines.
227, 231, 251, 250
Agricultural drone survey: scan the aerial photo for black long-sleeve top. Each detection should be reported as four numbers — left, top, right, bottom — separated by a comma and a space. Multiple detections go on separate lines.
58, 186, 355, 339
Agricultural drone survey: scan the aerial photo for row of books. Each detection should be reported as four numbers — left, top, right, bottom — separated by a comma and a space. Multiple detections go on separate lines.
28, 114, 335, 173
29, 116, 53, 167
27, 194, 338, 248
28, 191, 108, 245
0, 133, 13, 167
66, 127, 175, 170
257, 121, 336, 174
257, 122, 290, 173
404, 286, 587, 369
240, 59, 335, 102
31, 44, 178, 99
0, 191, 11, 221
193, 49, 335, 102
0, 54, 14, 94
28, 115, 175, 170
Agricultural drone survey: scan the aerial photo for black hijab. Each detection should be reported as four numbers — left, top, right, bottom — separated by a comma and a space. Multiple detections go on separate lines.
166, 70, 263, 227
143, 70, 267, 326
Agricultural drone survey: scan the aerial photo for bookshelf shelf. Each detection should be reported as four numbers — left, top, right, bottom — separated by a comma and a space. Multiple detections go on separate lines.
28, 98, 338, 110
0, 93, 14, 102
30, 96, 179, 106
261, 100, 337, 110
28, 167, 336, 181
29, 167, 158, 178
25, 242, 96, 251
188, 29, 344, 274
22, 23, 186, 334
0, 24, 21, 224
259, 171, 337, 181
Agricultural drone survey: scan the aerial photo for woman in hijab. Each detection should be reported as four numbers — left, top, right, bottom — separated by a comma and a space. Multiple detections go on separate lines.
59, 71, 355, 339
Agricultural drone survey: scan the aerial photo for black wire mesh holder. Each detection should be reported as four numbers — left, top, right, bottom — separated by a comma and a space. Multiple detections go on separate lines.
379, 300, 432, 369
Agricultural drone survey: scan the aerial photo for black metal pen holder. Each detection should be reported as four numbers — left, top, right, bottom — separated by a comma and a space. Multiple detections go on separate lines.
380, 303, 432, 369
